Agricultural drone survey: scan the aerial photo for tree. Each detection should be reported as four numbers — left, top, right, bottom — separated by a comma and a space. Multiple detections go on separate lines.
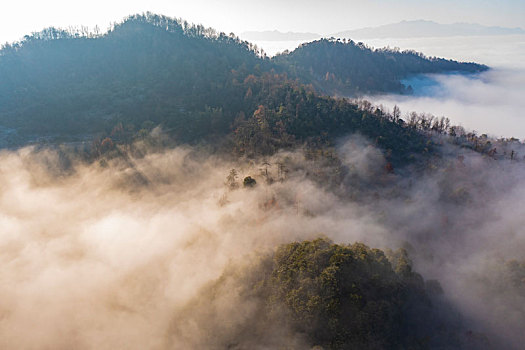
243, 176, 256, 188
226, 169, 239, 190
392, 105, 401, 122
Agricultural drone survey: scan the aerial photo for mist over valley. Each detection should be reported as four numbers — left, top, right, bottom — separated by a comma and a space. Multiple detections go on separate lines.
0, 8, 524, 350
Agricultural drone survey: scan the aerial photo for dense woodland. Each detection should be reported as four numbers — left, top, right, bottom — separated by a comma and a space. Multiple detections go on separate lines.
275, 38, 487, 95
178, 238, 490, 349
1, 13, 523, 349
0, 13, 491, 166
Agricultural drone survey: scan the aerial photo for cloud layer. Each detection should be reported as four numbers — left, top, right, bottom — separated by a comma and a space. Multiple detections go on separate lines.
374, 67, 525, 138
0, 136, 524, 348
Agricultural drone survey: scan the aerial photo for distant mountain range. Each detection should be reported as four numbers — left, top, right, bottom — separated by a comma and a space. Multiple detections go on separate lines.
243, 20, 525, 41
333, 20, 525, 39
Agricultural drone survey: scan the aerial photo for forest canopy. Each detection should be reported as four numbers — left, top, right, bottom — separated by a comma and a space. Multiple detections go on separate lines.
0, 13, 487, 161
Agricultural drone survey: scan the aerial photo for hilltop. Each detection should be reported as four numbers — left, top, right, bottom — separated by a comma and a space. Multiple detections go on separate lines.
0, 13, 487, 165
276, 38, 486, 95
1, 14, 524, 350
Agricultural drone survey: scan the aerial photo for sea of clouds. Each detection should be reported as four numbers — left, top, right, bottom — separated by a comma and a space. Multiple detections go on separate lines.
2, 34, 525, 349
254, 34, 525, 139
368, 35, 525, 139
1, 137, 525, 348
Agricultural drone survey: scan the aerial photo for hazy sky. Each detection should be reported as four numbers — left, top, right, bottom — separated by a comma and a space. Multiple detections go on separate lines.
1, 0, 524, 44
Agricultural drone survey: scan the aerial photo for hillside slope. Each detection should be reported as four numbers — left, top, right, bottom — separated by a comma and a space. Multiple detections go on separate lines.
276, 38, 487, 95
0, 13, 486, 164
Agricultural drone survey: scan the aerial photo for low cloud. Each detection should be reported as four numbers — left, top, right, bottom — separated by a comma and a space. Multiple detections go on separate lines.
372, 67, 525, 139
0, 135, 524, 348
364, 35, 525, 139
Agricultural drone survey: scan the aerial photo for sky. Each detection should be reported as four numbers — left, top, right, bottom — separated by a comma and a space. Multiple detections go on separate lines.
1, 1, 525, 346
1, 0, 524, 44
365, 35, 525, 139
1, 0, 524, 138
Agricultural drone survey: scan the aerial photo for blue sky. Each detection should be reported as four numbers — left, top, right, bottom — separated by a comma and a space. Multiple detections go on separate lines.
0, 0, 524, 44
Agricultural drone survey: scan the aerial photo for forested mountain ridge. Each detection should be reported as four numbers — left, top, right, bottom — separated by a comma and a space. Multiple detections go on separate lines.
275, 38, 487, 95
2, 13, 524, 350
177, 238, 490, 349
0, 13, 486, 155
0, 14, 265, 138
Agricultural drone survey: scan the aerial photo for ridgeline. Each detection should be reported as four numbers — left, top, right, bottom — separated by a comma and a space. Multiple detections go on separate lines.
0, 13, 488, 166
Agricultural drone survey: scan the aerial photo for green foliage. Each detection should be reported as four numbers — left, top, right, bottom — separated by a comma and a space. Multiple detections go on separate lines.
230, 78, 430, 165
0, 13, 265, 141
0, 13, 484, 165
243, 176, 257, 188
261, 238, 449, 349
184, 238, 482, 349
275, 39, 488, 95
268, 238, 405, 349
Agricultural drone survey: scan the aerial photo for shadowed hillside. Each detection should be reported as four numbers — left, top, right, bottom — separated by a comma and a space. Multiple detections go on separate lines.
0, 13, 486, 154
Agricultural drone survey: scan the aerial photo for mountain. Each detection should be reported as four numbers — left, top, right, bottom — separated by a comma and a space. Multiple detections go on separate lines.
333, 20, 525, 39
0, 14, 265, 140
240, 30, 320, 41
181, 238, 484, 349
0, 13, 487, 164
276, 38, 487, 95
0, 15, 523, 348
